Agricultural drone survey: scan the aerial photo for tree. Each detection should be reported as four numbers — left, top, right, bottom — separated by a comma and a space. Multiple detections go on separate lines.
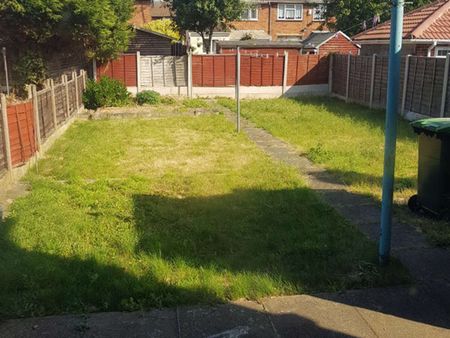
165, 0, 244, 54
0, 0, 134, 85
143, 19, 181, 41
326, 0, 434, 37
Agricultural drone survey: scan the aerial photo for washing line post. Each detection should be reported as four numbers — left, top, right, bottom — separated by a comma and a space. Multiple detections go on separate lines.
236, 47, 241, 133
379, 0, 404, 265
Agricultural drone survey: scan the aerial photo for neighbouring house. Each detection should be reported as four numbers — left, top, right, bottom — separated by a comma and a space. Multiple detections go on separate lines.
127, 27, 183, 56
217, 40, 303, 55
354, 0, 450, 57
216, 30, 359, 56
301, 31, 359, 55
232, 0, 329, 41
130, 0, 171, 26
187, 30, 271, 54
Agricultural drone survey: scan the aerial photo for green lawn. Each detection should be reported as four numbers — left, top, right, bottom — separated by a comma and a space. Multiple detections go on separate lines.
0, 115, 407, 318
217, 96, 450, 246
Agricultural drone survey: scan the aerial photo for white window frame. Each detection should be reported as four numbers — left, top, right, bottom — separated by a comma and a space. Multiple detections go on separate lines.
277, 3, 303, 21
240, 6, 259, 21
435, 46, 450, 58
313, 5, 326, 22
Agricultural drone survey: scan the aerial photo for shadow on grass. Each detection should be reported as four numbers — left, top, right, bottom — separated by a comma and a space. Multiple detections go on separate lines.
1, 187, 449, 330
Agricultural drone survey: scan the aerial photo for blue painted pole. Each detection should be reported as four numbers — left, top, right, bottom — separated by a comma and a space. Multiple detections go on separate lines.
379, 0, 404, 265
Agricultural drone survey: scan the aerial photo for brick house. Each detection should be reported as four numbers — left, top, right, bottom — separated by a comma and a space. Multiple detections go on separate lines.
354, 0, 450, 57
130, 0, 170, 26
302, 31, 360, 56
216, 30, 359, 56
232, 0, 329, 41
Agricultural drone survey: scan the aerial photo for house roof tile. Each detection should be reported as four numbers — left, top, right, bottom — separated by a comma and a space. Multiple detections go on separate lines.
354, 0, 450, 41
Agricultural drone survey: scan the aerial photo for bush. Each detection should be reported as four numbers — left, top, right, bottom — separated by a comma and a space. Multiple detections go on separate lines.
136, 90, 161, 105
83, 77, 131, 110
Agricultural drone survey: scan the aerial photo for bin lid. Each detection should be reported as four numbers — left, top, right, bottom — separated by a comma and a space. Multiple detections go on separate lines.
411, 118, 450, 135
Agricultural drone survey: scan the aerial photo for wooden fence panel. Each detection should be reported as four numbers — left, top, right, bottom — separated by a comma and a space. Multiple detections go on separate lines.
140, 56, 187, 87
287, 55, 328, 86
332, 54, 347, 97
68, 79, 77, 115
97, 54, 137, 87
37, 89, 55, 141
54, 83, 66, 124
192, 55, 234, 87
348, 55, 372, 104
0, 108, 6, 174
7, 101, 36, 166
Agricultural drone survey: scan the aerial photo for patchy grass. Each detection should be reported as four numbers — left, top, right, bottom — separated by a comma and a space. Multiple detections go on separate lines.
0, 115, 408, 318
182, 98, 209, 109
217, 96, 450, 246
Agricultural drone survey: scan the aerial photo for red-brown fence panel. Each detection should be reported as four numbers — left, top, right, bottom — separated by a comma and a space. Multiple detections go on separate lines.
192, 55, 236, 87
287, 55, 329, 86
7, 101, 36, 167
97, 54, 137, 87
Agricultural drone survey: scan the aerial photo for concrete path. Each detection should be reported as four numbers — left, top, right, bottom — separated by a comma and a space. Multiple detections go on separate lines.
1, 111, 450, 337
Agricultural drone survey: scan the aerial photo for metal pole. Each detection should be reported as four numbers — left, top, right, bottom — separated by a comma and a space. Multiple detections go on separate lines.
379, 0, 404, 265
236, 47, 241, 133
2, 47, 10, 95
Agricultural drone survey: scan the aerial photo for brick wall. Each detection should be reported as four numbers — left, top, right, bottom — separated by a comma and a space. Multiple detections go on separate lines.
318, 33, 360, 56
232, 3, 327, 41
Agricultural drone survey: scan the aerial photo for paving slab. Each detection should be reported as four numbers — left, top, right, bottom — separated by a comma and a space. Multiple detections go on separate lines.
0, 310, 177, 338
177, 300, 275, 338
261, 294, 376, 338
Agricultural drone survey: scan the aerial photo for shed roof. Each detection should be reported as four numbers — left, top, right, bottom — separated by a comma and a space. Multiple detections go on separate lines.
354, 0, 450, 42
217, 40, 302, 49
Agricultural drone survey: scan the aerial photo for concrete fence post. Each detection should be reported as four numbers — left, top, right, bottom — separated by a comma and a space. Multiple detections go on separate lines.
345, 53, 351, 102
82, 70, 87, 89
187, 52, 193, 98
401, 55, 411, 116
282, 51, 289, 96
50, 79, 57, 128
440, 53, 450, 117
63, 75, 70, 117
93, 59, 97, 81
31, 85, 42, 151
26, 85, 32, 99
369, 54, 377, 109
136, 51, 141, 93
0, 94, 12, 173
328, 53, 334, 94
73, 71, 79, 112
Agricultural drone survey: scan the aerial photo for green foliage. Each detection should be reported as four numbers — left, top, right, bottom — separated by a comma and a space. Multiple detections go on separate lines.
325, 0, 434, 36
166, 0, 243, 53
83, 77, 130, 110
14, 51, 47, 86
136, 90, 161, 105
142, 19, 181, 41
0, 0, 134, 82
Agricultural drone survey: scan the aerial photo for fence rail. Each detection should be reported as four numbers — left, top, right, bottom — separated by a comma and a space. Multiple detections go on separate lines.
0, 70, 86, 183
331, 54, 450, 117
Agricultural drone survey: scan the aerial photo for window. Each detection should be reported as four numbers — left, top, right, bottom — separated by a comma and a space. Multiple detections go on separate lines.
313, 5, 326, 21
435, 47, 450, 57
278, 4, 303, 20
241, 6, 258, 21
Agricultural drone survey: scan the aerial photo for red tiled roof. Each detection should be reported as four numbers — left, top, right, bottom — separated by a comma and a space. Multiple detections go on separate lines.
354, 0, 450, 41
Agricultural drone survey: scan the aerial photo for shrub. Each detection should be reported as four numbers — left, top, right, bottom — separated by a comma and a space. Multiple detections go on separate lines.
83, 77, 130, 110
136, 90, 161, 105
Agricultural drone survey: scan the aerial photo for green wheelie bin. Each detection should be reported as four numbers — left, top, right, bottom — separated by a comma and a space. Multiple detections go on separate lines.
408, 118, 450, 217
